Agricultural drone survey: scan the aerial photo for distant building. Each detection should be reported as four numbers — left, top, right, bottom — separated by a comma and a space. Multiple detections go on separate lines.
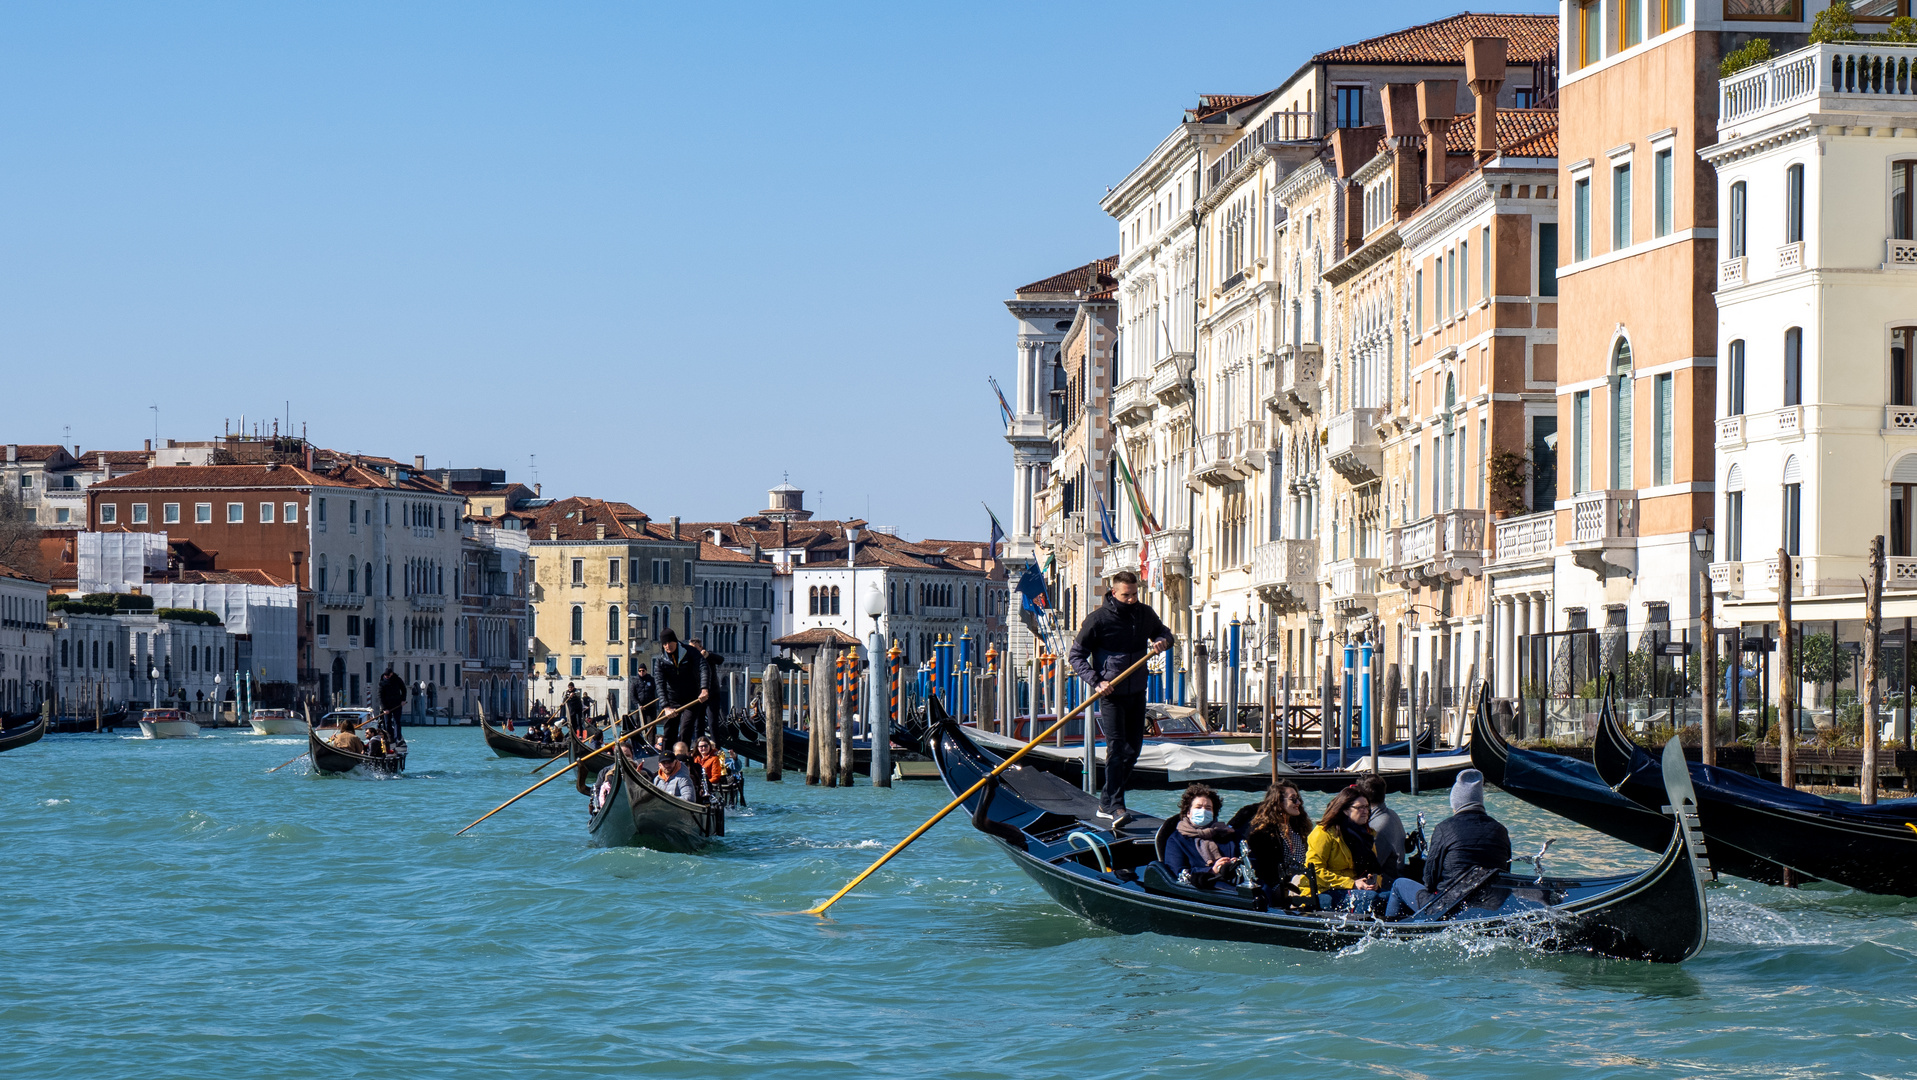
0, 561, 51, 712
1, 443, 149, 529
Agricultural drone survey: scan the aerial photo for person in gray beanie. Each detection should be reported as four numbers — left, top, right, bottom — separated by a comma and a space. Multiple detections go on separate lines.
1418, 769, 1511, 903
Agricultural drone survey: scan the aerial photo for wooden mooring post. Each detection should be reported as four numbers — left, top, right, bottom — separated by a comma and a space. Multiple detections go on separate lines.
1864, 535, 1885, 804
1779, 548, 1796, 791
762, 663, 783, 782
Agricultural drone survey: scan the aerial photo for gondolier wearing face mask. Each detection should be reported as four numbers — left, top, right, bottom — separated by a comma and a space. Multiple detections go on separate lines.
1067, 570, 1173, 827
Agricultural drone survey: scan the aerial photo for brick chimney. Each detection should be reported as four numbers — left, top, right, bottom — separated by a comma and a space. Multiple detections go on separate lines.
1331, 126, 1385, 245
595, 522, 605, 540
1381, 84, 1423, 217
1466, 37, 1509, 161
1417, 80, 1458, 198
670, 515, 680, 540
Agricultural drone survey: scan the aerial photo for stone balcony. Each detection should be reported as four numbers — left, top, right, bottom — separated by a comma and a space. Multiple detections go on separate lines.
1148, 529, 1192, 579
1384, 509, 1486, 584
1888, 405, 1917, 433
1567, 490, 1638, 578
1716, 415, 1744, 448
320, 592, 365, 610
1323, 557, 1379, 611
1720, 41, 1917, 134
412, 594, 446, 612
1113, 376, 1155, 426
1326, 408, 1382, 482
1150, 352, 1195, 406
1190, 423, 1266, 486
1276, 343, 1323, 416
1492, 509, 1556, 565
1251, 539, 1318, 612
1104, 539, 1139, 578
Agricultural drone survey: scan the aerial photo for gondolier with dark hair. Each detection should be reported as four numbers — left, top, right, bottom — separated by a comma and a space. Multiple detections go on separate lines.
1067, 569, 1172, 827
655, 629, 709, 751
561, 682, 586, 735
376, 664, 407, 745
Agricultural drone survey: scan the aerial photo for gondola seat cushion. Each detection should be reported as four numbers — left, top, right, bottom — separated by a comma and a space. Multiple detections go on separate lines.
1137, 862, 1265, 911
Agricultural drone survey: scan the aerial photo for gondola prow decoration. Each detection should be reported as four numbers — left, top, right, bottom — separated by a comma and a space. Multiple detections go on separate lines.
798, 654, 1153, 918
455, 700, 696, 837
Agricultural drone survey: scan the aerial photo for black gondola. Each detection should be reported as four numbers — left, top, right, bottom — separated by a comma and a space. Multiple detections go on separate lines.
931, 717, 1709, 963
480, 721, 569, 761
584, 750, 723, 851
0, 714, 49, 753
1471, 696, 1797, 885
307, 725, 406, 775
714, 711, 929, 776
1593, 707, 1917, 895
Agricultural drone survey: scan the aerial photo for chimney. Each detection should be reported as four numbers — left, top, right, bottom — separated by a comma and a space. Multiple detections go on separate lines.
1417, 80, 1459, 197
595, 522, 605, 540
5, 445, 15, 463
670, 515, 680, 540
534, 482, 541, 497
751, 540, 763, 562
1465, 37, 1509, 161
413, 455, 425, 471
144, 439, 152, 453
1381, 84, 1423, 217
96, 451, 106, 470
549, 524, 559, 541
1330, 126, 1385, 245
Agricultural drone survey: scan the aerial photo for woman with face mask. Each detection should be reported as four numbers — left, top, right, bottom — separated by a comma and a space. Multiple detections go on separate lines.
1162, 783, 1239, 889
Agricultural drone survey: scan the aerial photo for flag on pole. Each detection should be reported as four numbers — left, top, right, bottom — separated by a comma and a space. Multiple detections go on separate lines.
988, 376, 1014, 426
1015, 563, 1054, 646
1111, 439, 1160, 587
1094, 487, 1119, 547
983, 503, 1007, 563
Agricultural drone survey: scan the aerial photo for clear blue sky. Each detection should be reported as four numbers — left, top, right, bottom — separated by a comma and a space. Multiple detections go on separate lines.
0, 1, 1551, 539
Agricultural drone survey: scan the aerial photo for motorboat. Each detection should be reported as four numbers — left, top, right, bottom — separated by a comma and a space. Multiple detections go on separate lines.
247, 708, 307, 736
138, 709, 201, 740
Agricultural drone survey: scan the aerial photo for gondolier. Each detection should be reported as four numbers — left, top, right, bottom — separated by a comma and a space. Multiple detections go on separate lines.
655, 629, 709, 751
1067, 570, 1172, 826
378, 665, 406, 720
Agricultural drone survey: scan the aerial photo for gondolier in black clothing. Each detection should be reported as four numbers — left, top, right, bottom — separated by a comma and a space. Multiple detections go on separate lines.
1067, 570, 1173, 827
655, 629, 709, 751
377, 665, 407, 743
630, 663, 658, 736
691, 639, 726, 739
562, 682, 586, 735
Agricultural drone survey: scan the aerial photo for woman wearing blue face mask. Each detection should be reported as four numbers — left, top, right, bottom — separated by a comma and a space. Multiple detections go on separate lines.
1163, 783, 1239, 888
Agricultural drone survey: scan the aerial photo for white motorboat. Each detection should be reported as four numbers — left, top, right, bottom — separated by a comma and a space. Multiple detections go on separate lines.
247, 708, 307, 736
138, 708, 202, 739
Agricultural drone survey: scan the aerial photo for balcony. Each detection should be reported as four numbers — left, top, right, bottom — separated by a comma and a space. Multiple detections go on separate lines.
1889, 239, 1917, 269
1326, 408, 1382, 482
412, 594, 447, 612
1709, 560, 1745, 596
319, 592, 365, 610
1772, 405, 1802, 439
1762, 555, 1805, 595
1777, 241, 1805, 273
1719, 257, 1746, 289
1716, 415, 1745, 448
1720, 41, 1917, 132
1891, 557, 1917, 589
1888, 405, 1917, 432
1113, 376, 1155, 426
1251, 539, 1318, 611
1149, 529, 1192, 579
1323, 557, 1380, 610
1492, 510, 1556, 564
1191, 432, 1235, 486
1567, 490, 1638, 578
1104, 540, 1140, 577
1231, 420, 1267, 474
1150, 352, 1195, 406
1385, 509, 1486, 584
1276, 343, 1323, 415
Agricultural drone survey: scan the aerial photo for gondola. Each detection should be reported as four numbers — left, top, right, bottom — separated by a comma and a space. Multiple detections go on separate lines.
481, 720, 569, 761
1593, 707, 1917, 895
584, 749, 723, 851
1472, 696, 1797, 885
714, 711, 930, 776
0, 713, 49, 753
965, 726, 1475, 794
932, 717, 1709, 963
307, 725, 406, 775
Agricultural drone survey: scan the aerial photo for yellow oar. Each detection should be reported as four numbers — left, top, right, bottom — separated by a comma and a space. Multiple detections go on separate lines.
455, 701, 693, 837
527, 704, 648, 775
800, 652, 1153, 917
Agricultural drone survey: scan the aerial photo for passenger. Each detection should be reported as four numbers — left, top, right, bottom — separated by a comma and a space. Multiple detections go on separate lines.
1417, 769, 1512, 904
1353, 774, 1408, 880
1304, 786, 1384, 913
652, 753, 696, 801
692, 737, 727, 786
330, 717, 367, 754
1231, 781, 1312, 904
1162, 783, 1239, 889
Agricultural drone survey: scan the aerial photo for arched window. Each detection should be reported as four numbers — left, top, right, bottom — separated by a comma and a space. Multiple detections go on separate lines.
59, 639, 68, 667
1783, 455, 1804, 556
1894, 329, 1916, 408
1725, 464, 1745, 562
570, 605, 583, 643
683, 607, 693, 638
1612, 340, 1635, 488
830, 586, 841, 615
1785, 163, 1805, 245
317, 555, 328, 593
808, 586, 818, 616
608, 605, 620, 642
888, 582, 896, 614
1442, 374, 1457, 511
1784, 327, 1803, 406
1729, 180, 1747, 257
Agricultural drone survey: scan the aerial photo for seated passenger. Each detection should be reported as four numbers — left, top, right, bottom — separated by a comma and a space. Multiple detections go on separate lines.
1418, 770, 1511, 904
1163, 783, 1239, 889
692, 737, 727, 786
1304, 786, 1384, 912
1353, 774, 1408, 880
1231, 780, 1311, 904
652, 754, 696, 801
330, 718, 367, 754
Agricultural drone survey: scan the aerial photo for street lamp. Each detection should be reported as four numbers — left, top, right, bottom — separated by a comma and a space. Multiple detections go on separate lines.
861, 583, 889, 785
213, 674, 222, 722
147, 664, 158, 710
1691, 522, 1717, 765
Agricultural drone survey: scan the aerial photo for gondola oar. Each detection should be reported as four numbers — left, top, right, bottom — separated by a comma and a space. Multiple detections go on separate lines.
266, 751, 308, 773
455, 701, 695, 837
800, 652, 1153, 917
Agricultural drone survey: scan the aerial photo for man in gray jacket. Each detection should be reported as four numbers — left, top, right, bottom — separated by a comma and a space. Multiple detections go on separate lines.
1067, 570, 1173, 826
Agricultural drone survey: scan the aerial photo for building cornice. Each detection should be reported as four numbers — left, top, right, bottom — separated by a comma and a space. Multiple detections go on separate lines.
1400, 177, 1495, 251
1700, 117, 1816, 166
1273, 157, 1331, 208
1325, 230, 1401, 287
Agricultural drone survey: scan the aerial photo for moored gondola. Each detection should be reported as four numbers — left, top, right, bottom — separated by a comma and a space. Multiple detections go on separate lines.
308, 724, 406, 775
1593, 707, 1917, 895
584, 749, 723, 851
481, 720, 569, 761
932, 717, 1708, 964
715, 710, 930, 776
0, 713, 49, 753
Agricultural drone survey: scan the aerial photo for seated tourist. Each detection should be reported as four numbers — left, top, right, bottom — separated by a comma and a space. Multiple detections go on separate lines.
1418, 769, 1512, 905
1304, 786, 1384, 912
1353, 774, 1408, 880
692, 737, 727, 785
330, 718, 367, 753
1231, 780, 1312, 904
653, 753, 696, 801
1163, 783, 1239, 889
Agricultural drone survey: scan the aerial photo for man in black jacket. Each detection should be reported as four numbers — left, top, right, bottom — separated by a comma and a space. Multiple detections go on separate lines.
654, 629, 709, 751
1422, 769, 1512, 897
630, 663, 658, 734
1067, 570, 1173, 826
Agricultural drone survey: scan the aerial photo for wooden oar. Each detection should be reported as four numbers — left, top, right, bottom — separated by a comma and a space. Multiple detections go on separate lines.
525, 707, 638, 775
455, 701, 694, 837
267, 751, 308, 773
800, 652, 1153, 917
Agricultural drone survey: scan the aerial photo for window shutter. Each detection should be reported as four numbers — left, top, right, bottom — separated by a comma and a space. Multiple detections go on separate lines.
1782, 456, 1804, 485
1725, 463, 1744, 492
1891, 456, 1917, 485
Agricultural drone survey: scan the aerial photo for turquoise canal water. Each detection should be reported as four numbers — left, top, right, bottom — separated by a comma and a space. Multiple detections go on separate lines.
4, 727, 1916, 1079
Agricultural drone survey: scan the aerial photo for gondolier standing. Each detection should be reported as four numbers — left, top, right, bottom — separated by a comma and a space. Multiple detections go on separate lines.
655, 629, 709, 751
1067, 570, 1172, 826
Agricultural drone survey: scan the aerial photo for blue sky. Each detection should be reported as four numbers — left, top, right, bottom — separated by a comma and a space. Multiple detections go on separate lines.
0, 1, 1551, 538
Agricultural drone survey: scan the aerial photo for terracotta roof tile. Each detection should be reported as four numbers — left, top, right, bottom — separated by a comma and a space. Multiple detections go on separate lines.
88, 464, 335, 490
3, 445, 70, 463
1442, 107, 1558, 157
0, 561, 44, 583
1015, 256, 1119, 298
1312, 13, 1559, 66
527, 496, 680, 543
772, 627, 860, 648
1190, 93, 1265, 120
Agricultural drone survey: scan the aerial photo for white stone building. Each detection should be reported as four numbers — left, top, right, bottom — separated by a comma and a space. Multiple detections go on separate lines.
0, 563, 51, 713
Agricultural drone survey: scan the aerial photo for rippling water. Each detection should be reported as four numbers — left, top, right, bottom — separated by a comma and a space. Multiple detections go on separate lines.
4, 727, 1915, 1078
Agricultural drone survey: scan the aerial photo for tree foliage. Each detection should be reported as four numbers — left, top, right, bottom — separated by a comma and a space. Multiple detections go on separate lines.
1810, 0, 1862, 43
1720, 37, 1776, 77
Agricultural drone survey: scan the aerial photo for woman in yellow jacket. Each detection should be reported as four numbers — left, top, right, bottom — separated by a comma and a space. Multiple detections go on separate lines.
1304, 785, 1384, 912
